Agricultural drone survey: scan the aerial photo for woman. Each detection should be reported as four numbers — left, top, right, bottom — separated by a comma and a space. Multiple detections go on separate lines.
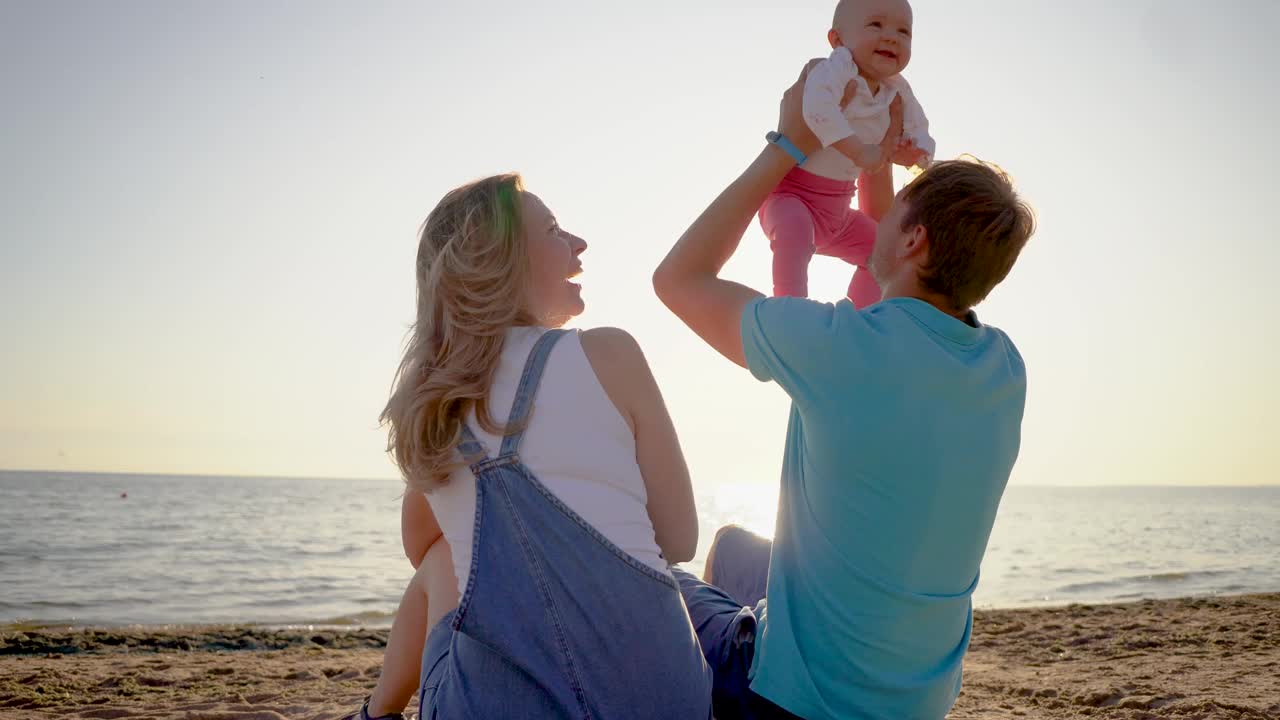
351, 174, 712, 719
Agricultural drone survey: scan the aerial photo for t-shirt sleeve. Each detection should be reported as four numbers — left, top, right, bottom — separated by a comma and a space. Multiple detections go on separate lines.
741, 296, 860, 401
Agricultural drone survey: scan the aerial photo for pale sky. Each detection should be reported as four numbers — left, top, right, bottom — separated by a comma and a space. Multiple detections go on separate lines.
2, 0, 1278, 490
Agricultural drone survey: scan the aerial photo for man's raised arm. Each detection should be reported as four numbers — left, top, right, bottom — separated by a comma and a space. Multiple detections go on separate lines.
652, 62, 824, 368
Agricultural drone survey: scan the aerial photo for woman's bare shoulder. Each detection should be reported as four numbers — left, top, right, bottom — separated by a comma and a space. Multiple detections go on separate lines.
576, 327, 654, 429
578, 326, 645, 364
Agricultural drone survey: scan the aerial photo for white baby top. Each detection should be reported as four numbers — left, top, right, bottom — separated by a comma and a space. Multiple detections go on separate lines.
424, 326, 670, 596
801, 46, 935, 181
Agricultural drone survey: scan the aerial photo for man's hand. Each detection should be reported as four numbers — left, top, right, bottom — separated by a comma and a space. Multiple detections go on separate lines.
839, 77, 859, 110
821, 93, 906, 172
778, 58, 825, 157
833, 136, 890, 172
891, 138, 929, 168
655, 60, 835, 369
880, 95, 905, 156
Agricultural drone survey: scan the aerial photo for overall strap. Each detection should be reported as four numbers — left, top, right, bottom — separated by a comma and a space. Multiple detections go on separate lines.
499, 329, 569, 457
457, 423, 489, 465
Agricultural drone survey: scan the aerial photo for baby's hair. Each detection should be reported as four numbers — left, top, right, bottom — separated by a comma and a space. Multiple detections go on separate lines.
833, 0, 912, 30
832, 0, 859, 28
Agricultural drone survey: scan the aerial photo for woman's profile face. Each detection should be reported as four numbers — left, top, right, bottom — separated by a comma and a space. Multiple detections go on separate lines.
521, 192, 587, 326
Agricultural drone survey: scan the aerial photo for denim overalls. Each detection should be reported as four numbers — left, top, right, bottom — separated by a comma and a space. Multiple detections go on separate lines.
418, 329, 713, 719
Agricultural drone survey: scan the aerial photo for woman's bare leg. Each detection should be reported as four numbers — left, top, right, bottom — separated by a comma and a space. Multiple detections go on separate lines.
365, 563, 432, 717
366, 539, 460, 717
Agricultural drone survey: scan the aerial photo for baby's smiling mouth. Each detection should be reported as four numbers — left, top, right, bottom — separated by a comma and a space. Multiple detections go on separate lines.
875, 49, 898, 60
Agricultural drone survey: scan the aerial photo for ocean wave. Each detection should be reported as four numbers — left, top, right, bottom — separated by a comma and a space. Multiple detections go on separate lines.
1057, 569, 1234, 594
282, 544, 363, 558
262, 609, 397, 628
0, 599, 94, 611
1049, 567, 1096, 577
0, 549, 42, 560
0, 617, 88, 631
141, 523, 189, 532
233, 597, 327, 609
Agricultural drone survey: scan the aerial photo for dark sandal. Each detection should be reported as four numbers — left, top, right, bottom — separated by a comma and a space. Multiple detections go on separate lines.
343, 698, 406, 720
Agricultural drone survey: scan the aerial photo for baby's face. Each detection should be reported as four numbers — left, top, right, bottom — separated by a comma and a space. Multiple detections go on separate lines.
831, 0, 913, 81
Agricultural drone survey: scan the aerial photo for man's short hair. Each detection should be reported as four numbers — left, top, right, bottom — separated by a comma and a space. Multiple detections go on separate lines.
899, 158, 1035, 309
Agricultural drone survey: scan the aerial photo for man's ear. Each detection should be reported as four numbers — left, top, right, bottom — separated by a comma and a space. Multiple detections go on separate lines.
901, 224, 928, 260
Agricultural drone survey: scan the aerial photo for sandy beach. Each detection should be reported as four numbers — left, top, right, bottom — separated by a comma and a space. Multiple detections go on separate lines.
2, 594, 1277, 719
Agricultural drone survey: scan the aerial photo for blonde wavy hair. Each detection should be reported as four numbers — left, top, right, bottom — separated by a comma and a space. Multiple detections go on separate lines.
381, 173, 536, 493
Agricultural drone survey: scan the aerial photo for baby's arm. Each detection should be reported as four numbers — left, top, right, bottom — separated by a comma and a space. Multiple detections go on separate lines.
803, 49, 894, 170
892, 79, 935, 169
802, 53, 858, 148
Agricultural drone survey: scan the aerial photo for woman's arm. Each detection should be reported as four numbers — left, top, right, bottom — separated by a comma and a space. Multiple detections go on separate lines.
580, 328, 699, 564
401, 490, 443, 569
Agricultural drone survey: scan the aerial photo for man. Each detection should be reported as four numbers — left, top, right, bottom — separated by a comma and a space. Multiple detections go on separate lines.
653, 61, 1035, 720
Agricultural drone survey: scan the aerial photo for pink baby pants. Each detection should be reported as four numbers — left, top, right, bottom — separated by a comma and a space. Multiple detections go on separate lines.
758, 166, 881, 308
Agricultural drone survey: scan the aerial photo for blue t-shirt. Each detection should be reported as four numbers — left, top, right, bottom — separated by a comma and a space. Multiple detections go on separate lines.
741, 296, 1026, 720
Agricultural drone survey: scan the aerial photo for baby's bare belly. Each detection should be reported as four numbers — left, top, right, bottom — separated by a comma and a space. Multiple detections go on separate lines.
801, 147, 862, 181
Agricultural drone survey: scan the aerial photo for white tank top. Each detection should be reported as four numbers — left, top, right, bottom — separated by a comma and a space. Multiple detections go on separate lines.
426, 326, 670, 595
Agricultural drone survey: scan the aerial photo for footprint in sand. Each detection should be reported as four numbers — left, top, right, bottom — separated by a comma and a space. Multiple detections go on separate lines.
322, 667, 362, 681
73, 710, 135, 719
232, 708, 292, 720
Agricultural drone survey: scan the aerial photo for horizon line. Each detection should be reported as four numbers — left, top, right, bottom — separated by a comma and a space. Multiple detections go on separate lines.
1, 468, 1276, 489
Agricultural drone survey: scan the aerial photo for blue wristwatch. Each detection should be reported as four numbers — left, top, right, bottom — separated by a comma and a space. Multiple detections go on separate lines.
766, 131, 806, 165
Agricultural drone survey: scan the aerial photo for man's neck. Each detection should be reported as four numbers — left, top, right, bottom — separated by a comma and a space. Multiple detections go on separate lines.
882, 287, 971, 322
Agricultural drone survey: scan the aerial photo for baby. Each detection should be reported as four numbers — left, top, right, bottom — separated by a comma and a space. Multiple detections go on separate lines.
761, 0, 934, 306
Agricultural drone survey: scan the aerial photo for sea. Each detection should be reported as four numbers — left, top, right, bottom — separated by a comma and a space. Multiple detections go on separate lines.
1, 471, 1277, 628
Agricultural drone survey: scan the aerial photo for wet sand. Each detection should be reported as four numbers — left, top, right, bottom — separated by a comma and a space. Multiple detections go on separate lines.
2, 594, 1277, 719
